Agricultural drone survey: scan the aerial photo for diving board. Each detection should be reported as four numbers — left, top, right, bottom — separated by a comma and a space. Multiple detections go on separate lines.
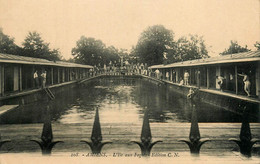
0, 105, 19, 116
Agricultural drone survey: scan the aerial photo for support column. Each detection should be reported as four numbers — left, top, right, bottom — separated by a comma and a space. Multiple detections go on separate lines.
67, 68, 70, 81
207, 67, 210, 89
197, 69, 201, 89
76, 69, 79, 79
256, 61, 260, 100
170, 69, 172, 81
70, 69, 72, 80
51, 67, 54, 85
235, 65, 238, 95
19, 65, 22, 91
0, 65, 3, 96
57, 68, 60, 84
176, 68, 179, 82
13, 66, 19, 91
62, 68, 65, 82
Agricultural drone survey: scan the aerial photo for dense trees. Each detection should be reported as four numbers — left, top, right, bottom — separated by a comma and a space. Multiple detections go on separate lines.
71, 36, 121, 66
0, 28, 20, 55
220, 40, 250, 55
131, 25, 209, 66
0, 29, 61, 61
22, 31, 61, 61
1, 26, 259, 66
172, 35, 209, 62
133, 25, 174, 66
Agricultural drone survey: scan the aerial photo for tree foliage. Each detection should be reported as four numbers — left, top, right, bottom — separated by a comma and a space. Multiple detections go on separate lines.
220, 40, 250, 55
131, 25, 209, 66
172, 35, 209, 62
0, 28, 20, 55
22, 31, 61, 61
134, 25, 174, 66
72, 36, 121, 66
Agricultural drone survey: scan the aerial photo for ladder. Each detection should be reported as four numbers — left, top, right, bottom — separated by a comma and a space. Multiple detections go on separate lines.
44, 87, 55, 100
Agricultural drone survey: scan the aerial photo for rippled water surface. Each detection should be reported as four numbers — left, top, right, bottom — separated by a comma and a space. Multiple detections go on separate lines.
1, 77, 258, 124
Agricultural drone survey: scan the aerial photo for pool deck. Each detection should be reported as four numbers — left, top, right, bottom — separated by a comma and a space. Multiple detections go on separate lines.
0, 122, 260, 163
138, 74, 260, 105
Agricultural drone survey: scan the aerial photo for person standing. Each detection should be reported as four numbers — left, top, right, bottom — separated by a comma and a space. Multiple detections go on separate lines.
166, 71, 169, 81
184, 70, 190, 85
216, 75, 224, 92
238, 72, 251, 96
155, 69, 160, 79
41, 70, 47, 88
34, 70, 39, 88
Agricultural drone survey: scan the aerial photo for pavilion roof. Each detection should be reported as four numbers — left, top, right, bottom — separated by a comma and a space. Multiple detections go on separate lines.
0, 53, 93, 69
149, 50, 260, 69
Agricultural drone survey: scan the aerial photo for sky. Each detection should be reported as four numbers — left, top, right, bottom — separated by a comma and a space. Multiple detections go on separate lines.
0, 0, 259, 59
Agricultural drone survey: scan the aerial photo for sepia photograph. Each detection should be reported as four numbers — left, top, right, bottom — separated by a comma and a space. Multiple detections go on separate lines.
0, 0, 260, 163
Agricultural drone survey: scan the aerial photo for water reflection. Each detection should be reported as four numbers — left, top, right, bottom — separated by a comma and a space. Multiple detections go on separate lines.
0, 77, 257, 124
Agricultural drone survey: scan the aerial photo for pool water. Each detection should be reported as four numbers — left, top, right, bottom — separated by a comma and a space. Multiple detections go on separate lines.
1, 77, 258, 124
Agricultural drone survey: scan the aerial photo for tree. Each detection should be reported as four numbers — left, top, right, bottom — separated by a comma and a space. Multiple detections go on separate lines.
220, 40, 250, 55
22, 31, 61, 61
254, 41, 260, 50
0, 28, 20, 55
72, 36, 122, 67
173, 34, 209, 62
132, 25, 209, 66
104, 46, 121, 66
134, 25, 174, 66
72, 36, 106, 66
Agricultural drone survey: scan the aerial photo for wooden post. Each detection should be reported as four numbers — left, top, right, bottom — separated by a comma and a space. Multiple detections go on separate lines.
207, 67, 210, 89
67, 68, 70, 81
70, 68, 72, 80
0, 65, 2, 96
19, 65, 22, 91
13, 66, 19, 91
235, 65, 238, 95
57, 68, 60, 83
197, 68, 201, 89
62, 68, 65, 82
1, 65, 4, 96
176, 68, 179, 83
76, 68, 79, 79
170, 69, 172, 81
51, 67, 54, 85
0, 65, 1, 95
257, 61, 260, 100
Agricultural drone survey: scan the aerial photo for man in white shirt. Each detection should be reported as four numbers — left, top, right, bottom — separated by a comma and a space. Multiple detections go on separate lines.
155, 69, 160, 79
41, 71, 47, 88
34, 70, 39, 88
184, 71, 190, 85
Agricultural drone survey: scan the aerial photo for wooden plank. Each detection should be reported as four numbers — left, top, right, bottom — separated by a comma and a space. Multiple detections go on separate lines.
0, 105, 19, 115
